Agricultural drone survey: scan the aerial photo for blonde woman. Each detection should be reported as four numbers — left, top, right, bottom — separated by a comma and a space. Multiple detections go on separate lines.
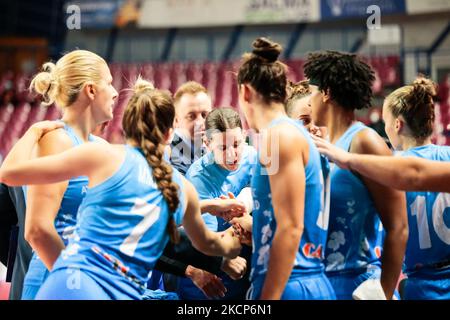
20, 50, 118, 299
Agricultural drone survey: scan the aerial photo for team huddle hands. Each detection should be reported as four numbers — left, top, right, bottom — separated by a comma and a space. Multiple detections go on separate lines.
206, 193, 246, 221
212, 192, 253, 247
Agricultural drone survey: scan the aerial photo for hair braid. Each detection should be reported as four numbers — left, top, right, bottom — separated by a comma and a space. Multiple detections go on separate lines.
123, 77, 180, 243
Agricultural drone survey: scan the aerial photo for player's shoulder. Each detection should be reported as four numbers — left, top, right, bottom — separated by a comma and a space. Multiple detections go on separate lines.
37, 128, 73, 155
351, 127, 391, 156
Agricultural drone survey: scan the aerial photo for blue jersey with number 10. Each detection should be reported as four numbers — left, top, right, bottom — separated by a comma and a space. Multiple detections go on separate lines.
401, 144, 450, 275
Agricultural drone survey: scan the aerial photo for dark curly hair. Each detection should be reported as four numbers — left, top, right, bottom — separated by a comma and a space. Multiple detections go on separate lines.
303, 50, 375, 110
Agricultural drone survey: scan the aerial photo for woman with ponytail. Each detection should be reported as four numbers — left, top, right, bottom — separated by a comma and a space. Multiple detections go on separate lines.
372, 77, 449, 299
0, 78, 241, 299
231, 38, 336, 300
314, 77, 450, 299
21, 50, 118, 299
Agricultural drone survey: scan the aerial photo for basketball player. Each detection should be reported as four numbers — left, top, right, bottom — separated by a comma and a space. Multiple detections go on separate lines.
303, 50, 408, 300
234, 37, 335, 300
21, 50, 117, 299
315, 77, 450, 299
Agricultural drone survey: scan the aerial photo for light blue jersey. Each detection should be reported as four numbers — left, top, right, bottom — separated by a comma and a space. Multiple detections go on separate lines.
325, 122, 385, 299
400, 144, 450, 300
250, 117, 334, 300
36, 145, 185, 300
21, 123, 100, 300
177, 145, 256, 300
186, 145, 257, 231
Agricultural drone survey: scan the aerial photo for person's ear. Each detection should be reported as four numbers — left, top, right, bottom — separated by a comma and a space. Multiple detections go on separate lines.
241, 84, 252, 104
204, 136, 212, 152
322, 88, 331, 104
173, 110, 180, 128
84, 83, 96, 101
395, 118, 404, 134
165, 128, 175, 145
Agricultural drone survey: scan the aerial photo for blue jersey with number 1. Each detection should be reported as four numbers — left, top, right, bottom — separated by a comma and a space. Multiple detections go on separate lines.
249, 117, 334, 300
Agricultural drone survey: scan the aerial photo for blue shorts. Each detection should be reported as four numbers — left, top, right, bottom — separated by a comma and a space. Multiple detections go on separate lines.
327, 267, 382, 300
248, 272, 336, 300
36, 268, 113, 300
402, 270, 450, 300
36, 264, 145, 300
21, 253, 50, 300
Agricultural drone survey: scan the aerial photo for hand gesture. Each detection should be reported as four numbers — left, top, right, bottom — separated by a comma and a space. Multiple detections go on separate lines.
186, 265, 226, 299
207, 192, 246, 221
221, 256, 247, 280
230, 214, 253, 246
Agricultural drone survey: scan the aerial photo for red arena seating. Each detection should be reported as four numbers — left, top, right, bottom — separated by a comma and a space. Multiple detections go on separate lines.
2, 58, 448, 159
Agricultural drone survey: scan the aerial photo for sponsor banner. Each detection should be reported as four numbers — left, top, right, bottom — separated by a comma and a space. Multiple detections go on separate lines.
406, 0, 450, 14
321, 0, 406, 20
65, 0, 124, 29
138, 0, 320, 28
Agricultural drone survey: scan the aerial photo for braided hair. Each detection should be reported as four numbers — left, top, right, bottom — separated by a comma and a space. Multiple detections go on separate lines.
122, 77, 180, 243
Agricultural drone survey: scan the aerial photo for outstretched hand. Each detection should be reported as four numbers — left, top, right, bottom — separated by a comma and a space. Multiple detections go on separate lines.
186, 265, 227, 299
207, 192, 246, 221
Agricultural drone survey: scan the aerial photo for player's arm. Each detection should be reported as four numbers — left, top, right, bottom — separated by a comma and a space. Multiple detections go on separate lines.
350, 156, 450, 193
24, 128, 72, 270
314, 135, 450, 192
351, 130, 408, 300
181, 177, 241, 259
185, 171, 246, 218
260, 126, 306, 300
0, 124, 116, 186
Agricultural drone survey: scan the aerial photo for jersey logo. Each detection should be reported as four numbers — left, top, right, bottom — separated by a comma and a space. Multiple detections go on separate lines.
302, 243, 323, 259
